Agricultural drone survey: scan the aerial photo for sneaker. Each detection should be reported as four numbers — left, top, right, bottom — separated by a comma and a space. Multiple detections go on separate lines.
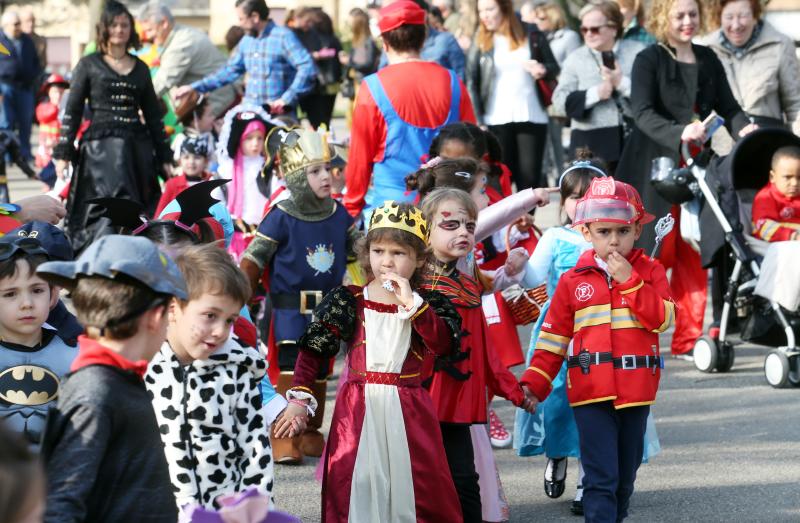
489, 409, 512, 448
544, 457, 568, 498
570, 485, 584, 515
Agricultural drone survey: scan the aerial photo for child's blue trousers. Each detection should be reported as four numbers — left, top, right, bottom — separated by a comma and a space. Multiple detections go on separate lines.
572, 401, 649, 523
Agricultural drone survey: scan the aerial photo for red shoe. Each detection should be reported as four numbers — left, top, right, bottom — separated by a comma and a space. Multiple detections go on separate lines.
489, 409, 512, 448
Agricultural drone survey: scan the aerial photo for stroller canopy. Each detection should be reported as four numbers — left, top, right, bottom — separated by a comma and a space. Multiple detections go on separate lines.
731, 128, 800, 191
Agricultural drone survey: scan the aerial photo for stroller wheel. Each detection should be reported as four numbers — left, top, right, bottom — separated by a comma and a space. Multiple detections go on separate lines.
693, 336, 719, 373
764, 350, 791, 388
716, 342, 735, 373
788, 354, 800, 387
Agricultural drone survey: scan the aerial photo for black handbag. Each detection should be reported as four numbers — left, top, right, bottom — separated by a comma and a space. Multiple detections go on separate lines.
529, 31, 556, 107
340, 69, 356, 100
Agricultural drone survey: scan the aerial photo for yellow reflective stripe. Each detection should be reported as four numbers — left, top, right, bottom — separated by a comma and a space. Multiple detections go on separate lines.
574, 313, 611, 332
619, 280, 644, 295
611, 308, 645, 330
655, 300, 675, 333
527, 366, 553, 385
574, 304, 611, 332
575, 304, 609, 320
537, 331, 570, 355
758, 220, 780, 241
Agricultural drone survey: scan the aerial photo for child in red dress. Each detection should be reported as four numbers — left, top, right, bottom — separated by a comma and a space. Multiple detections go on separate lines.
276, 202, 463, 522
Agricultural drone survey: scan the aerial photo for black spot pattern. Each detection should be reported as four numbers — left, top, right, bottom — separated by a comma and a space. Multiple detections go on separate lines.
144, 338, 275, 508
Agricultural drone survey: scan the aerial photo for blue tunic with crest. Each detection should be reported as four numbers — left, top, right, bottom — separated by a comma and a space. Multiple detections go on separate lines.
258, 203, 354, 343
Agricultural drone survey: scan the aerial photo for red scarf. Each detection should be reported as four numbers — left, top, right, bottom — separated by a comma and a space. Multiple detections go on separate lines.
70, 335, 149, 378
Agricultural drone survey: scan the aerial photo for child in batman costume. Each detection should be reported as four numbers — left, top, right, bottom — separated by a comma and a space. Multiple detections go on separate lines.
0, 235, 77, 448
240, 127, 360, 464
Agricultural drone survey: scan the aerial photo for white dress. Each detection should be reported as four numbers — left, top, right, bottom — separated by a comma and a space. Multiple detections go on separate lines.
347, 288, 422, 522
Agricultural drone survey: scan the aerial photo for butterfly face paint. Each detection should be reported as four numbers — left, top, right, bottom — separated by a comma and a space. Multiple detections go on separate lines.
428, 199, 476, 262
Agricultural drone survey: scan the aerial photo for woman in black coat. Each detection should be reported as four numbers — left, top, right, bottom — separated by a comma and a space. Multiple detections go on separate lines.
616, 0, 755, 358
617, 0, 754, 248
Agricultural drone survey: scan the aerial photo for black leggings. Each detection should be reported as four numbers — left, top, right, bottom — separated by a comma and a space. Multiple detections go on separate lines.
299, 94, 337, 130
440, 423, 481, 523
488, 122, 548, 190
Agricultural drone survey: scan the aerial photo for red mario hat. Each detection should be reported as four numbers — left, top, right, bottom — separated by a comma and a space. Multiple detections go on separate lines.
378, 0, 427, 34
573, 176, 655, 226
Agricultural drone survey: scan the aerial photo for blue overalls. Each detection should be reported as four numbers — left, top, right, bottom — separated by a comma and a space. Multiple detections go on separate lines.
362, 68, 461, 217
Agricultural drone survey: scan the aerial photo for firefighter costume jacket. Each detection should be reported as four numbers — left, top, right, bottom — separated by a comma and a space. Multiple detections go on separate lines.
521, 248, 674, 409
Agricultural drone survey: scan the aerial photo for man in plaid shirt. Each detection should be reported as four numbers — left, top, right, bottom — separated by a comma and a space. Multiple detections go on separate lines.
176, 0, 316, 115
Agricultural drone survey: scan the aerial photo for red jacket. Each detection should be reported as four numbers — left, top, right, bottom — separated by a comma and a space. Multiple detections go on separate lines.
752, 182, 800, 242
521, 249, 674, 409
422, 270, 524, 424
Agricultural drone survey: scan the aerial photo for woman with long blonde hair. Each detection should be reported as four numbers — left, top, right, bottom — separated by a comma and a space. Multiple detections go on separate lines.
340, 8, 379, 127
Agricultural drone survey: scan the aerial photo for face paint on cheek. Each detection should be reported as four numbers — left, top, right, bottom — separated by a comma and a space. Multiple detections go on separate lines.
190, 323, 205, 343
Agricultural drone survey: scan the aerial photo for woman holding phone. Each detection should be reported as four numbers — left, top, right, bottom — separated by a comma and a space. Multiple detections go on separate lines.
551, 0, 645, 171
616, 0, 755, 358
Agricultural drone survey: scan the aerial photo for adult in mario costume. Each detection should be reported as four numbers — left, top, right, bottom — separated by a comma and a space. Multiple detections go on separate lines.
344, 0, 475, 220
522, 176, 674, 523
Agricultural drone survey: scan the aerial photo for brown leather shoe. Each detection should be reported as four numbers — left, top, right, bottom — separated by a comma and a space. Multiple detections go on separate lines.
272, 371, 303, 465
299, 379, 327, 457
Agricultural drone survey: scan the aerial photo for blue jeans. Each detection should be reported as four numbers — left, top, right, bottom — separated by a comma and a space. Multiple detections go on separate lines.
0, 82, 34, 161
572, 402, 649, 523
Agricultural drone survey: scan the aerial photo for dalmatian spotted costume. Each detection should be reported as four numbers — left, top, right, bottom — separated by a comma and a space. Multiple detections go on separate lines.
145, 336, 283, 509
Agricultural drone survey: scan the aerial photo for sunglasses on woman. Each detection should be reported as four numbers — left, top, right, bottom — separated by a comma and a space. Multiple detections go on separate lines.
580, 24, 610, 35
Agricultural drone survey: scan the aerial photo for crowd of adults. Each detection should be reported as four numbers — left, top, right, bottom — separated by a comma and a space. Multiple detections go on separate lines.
2, 0, 799, 279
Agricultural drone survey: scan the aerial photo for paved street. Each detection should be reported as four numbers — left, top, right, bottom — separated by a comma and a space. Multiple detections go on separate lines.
268, 330, 800, 522
8, 155, 799, 523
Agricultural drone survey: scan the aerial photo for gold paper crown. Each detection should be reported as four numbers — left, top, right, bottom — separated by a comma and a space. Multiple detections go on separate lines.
368, 201, 428, 242
264, 127, 331, 177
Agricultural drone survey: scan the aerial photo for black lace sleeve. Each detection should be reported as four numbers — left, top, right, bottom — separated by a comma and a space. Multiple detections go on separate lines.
419, 289, 462, 356
297, 286, 358, 358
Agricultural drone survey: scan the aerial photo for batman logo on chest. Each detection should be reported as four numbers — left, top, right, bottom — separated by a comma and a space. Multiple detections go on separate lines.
0, 365, 60, 406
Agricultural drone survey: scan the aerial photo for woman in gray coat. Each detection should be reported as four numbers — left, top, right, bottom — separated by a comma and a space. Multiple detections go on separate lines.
551, 0, 644, 171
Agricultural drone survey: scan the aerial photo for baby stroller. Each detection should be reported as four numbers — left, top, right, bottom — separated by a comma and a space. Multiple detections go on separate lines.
652, 128, 800, 388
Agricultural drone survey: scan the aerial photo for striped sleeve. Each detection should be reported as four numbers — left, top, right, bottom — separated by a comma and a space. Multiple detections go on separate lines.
753, 218, 800, 242
521, 277, 575, 401
613, 264, 674, 333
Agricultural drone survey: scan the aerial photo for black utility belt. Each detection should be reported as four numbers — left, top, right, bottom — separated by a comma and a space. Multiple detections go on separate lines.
567, 350, 664, 375
271, 291, 324, 315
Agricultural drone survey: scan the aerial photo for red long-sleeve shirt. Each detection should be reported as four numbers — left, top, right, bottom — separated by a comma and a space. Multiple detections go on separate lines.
752, 182, 800, 242
344, 62, 476, 216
